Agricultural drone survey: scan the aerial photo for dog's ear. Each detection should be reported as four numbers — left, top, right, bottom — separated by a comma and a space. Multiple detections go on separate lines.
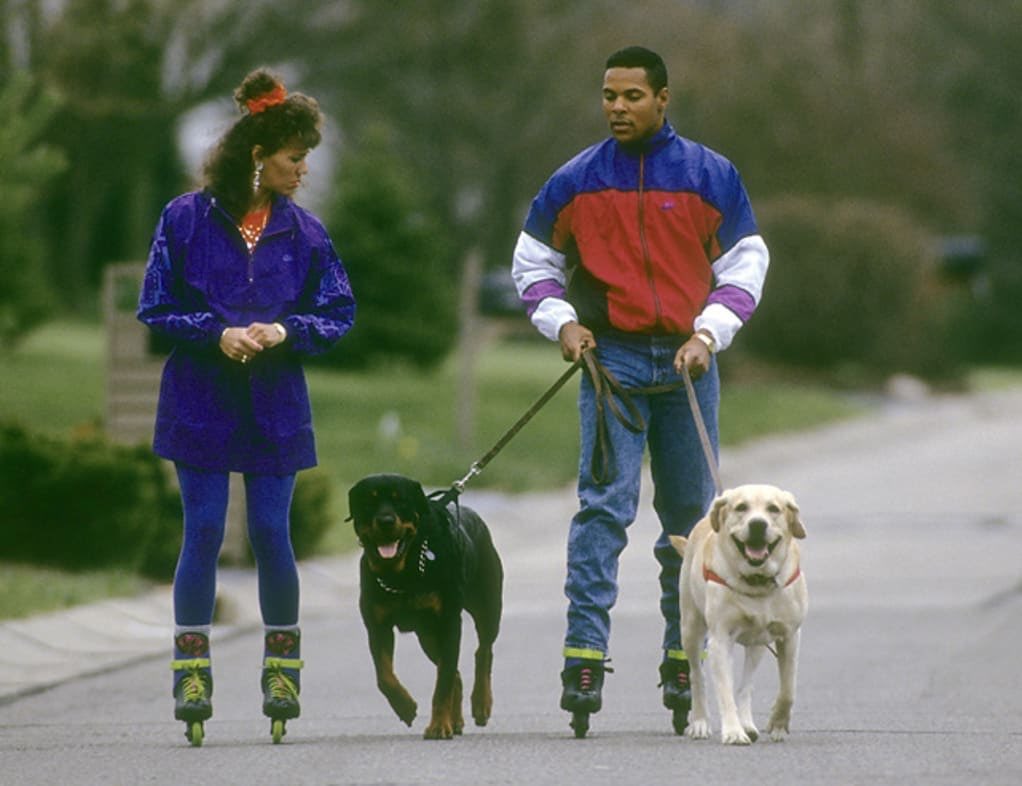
410, 479, 429, 521
783, 492, 806, 539
346, 483, 363, 526
709, 493, 729, 532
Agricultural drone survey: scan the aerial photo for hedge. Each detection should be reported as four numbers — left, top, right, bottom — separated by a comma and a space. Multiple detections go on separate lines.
0, 422, 335, 577
742, 196, 964, 384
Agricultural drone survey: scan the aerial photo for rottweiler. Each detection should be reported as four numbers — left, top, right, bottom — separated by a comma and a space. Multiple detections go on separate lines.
347, 473, 503, 739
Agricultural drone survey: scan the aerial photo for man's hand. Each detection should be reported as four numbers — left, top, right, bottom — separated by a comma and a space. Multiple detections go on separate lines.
674, 331, 714, 379
558, 321, 596, 362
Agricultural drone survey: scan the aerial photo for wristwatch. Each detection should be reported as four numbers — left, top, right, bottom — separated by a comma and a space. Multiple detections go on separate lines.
693, 331, 716, 353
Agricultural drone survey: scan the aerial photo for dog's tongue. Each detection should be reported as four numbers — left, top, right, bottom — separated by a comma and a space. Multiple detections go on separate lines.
745, 545, 770, 562
378, 542, 399, 559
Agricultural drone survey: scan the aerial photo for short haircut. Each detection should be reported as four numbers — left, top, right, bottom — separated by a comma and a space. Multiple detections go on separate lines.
605, 46, 668, 93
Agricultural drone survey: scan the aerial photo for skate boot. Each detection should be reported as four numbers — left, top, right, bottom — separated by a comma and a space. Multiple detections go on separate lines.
171, 630, 213, 747
560, 656, 611, 738
262, 627, 303, 744
660, 650, 692, 735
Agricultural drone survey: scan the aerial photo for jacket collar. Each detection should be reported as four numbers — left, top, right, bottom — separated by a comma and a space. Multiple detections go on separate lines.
614, 120, 676, 157
202, 189, 295, 234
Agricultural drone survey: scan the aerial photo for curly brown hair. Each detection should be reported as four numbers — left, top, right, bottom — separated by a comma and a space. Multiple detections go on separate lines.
202, 68, 323, 218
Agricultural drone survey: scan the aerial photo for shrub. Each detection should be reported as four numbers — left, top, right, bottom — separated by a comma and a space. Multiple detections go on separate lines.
0, 422, 181, 573
743, 196, 961, 383
289, 468, 335, 560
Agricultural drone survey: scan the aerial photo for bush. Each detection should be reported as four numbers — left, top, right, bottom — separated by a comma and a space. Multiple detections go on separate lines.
290, 468, 335, 560
743, 196, 961, 383
0, 422, 181, 574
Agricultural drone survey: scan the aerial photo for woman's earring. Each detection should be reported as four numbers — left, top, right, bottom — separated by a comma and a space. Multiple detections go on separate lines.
253, 161, 264, 193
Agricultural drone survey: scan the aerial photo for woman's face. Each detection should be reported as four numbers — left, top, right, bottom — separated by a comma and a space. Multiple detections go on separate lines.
255, 144, 310, 199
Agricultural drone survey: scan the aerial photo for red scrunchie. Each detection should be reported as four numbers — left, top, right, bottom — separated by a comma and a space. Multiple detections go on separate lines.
246, 84, 287, 115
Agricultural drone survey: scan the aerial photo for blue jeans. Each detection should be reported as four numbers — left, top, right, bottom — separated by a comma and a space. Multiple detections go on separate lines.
174, 465, 299, 627
564, 333, 719, 659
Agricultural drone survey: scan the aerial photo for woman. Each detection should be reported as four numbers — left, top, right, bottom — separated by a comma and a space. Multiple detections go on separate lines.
137, 68, 355, 745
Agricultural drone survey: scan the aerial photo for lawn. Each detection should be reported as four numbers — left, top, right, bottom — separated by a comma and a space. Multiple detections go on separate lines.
2, 320, 864, 493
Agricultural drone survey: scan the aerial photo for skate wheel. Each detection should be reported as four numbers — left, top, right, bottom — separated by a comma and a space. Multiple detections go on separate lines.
570, 711, 589, 739
271, 718, 285, 744
672, 708, 688, 736
186, 721, 204, 747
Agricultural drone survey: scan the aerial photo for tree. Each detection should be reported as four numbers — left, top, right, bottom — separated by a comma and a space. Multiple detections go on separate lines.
0, 72, 66, 345
320, 126, 456, 368
5, 0, 344, 310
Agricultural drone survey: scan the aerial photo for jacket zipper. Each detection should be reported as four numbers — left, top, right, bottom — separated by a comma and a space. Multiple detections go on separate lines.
637, 153, 664, 329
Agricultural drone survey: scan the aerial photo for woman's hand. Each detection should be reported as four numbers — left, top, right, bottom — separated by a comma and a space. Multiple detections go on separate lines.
245, 321, 288, 349
219, 326, 265, 364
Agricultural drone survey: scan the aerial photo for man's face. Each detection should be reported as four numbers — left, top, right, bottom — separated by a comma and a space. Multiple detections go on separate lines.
602, 66, 668, 145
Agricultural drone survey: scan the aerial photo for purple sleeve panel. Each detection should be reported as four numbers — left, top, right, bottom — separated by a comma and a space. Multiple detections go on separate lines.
706, 284, 757, 324
521, 279, 567, 318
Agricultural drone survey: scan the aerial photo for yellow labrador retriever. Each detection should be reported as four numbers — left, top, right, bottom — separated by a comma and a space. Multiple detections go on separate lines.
670, 484, 807, 745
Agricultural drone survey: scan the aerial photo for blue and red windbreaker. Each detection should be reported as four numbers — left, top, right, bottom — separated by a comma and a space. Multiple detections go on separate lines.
512, 122, 768, 351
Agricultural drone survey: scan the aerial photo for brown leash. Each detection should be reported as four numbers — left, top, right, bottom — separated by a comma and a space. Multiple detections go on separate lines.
581, 350, 723, 493
680, 364, 724, 496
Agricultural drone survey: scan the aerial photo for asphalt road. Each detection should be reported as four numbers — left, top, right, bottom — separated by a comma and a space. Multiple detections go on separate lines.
2, 388, 1021, 785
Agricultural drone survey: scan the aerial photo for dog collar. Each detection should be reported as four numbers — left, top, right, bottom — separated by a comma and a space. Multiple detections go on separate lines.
374, 539, 434, 595
703, 563, 802, 592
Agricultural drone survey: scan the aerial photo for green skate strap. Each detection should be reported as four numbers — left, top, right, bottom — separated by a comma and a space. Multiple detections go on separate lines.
171, 657, 211, 671
263, 657, 304, 670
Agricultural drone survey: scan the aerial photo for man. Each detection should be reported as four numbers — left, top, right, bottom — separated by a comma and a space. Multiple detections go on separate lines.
511, 46, 768, 729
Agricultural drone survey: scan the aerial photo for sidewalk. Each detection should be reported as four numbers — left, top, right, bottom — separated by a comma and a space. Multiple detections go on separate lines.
0, 555, 360, 704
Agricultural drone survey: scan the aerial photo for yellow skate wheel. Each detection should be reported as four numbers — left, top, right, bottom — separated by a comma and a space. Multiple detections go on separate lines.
187, 721, 204, 747
271, 718, 285, 744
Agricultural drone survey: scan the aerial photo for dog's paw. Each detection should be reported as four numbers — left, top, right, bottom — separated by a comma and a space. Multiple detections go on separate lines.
767, 704, 791, 741
388, 694, 417, 727
423, 718, 456, 740
686, 718, 712, 740
768, 726, 788, 742
744, 725, 760, 743
721, 723, 753, 745
767, 716, 790, 741
471, 685, 493, 727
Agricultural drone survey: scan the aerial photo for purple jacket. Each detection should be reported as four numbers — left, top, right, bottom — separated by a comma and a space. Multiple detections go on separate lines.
137, 190, 355, 474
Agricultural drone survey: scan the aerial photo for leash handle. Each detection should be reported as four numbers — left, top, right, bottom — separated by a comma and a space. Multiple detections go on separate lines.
681, 363, 723, 496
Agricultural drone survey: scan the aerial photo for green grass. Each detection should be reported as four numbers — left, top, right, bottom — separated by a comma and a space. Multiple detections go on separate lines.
0, 322, 106, 434
0, 563, 153, 620
2, 321, 862, 492
1, 318, 868, 619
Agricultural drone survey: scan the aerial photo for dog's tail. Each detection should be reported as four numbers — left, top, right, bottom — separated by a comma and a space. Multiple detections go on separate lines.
668, 535, 688, 558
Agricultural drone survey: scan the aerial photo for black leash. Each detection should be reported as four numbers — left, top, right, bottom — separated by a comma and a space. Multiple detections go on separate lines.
436, 347, 722, 504
433, 354, 587, 506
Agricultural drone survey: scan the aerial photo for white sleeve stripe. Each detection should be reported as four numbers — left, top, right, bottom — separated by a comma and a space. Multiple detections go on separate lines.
712, 234, 769, 303
512, 232, 568, 294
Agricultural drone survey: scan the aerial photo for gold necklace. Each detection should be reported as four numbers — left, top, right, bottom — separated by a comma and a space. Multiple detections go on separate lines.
239, 206, 270, 250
